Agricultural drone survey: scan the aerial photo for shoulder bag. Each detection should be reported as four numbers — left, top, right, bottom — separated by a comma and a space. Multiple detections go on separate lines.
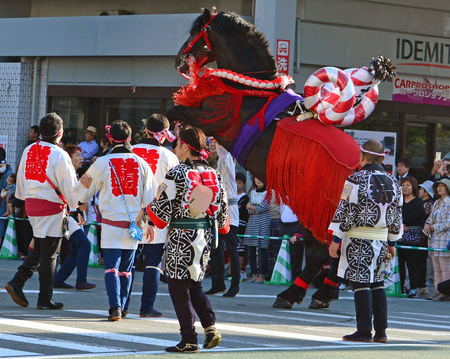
109, 157, 143, 241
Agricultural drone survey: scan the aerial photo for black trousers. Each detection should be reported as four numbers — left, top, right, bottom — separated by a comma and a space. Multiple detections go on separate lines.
210, 225, 240, 289
15, 220, 33, 256
398, 247, 423, 290
17, 236, 62, 304
281, 221, 304, 279
350, 281, 387, 333
168, 278, 215, 344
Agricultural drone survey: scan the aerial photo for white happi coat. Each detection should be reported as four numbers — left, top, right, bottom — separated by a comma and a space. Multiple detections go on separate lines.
16, 141, 79, 238
148, 159, 230, 281
216, 144, 239, 228
132, 142, 179, 244
75, 151, 157, 250
328, 163, 403, 283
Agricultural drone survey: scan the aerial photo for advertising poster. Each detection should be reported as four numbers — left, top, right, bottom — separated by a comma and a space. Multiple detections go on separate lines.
393, 74, 450, 107
344, 130, 397, 176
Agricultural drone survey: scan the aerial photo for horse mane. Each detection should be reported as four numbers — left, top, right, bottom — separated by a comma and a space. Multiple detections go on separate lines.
190, 10, 277, 78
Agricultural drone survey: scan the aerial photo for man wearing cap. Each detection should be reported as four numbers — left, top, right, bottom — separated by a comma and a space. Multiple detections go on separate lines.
0, 150, 14, 244
328, 139, 403, 343
79, 126, 99, 171
131, 113, 179, 317
144, 126, 229, 353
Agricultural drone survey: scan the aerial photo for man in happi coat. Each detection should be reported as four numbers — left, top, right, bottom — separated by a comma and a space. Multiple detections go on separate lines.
132, 113, 179, 317
5, 113, 79, 310
146, 126, 229, 353
328, 139, 403, 343
75, 120, 157, 321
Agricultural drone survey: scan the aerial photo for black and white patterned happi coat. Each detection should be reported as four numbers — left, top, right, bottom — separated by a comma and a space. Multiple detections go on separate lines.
328, 163, 403, 283
148, 159, 229, 281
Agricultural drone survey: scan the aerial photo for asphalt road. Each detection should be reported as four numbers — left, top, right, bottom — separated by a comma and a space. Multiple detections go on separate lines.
0, 258, 449, 358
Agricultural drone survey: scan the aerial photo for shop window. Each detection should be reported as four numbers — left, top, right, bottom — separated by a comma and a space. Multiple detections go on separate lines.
105, 98, 161, 142
51, 97, 165, 145
436, 123, 450, 159
52, 97, 102, 144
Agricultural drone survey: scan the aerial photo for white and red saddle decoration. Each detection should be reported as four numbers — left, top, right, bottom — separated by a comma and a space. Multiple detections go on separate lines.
303, 66, 380, 126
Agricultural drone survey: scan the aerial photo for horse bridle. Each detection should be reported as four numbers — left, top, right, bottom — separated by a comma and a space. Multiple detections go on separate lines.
184, 14, 217, 67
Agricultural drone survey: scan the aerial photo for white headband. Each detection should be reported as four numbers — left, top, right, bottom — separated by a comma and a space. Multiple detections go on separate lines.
360, 147, 386, 157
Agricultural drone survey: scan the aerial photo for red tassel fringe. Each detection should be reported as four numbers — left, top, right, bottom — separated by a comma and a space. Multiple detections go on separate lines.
267, 119, 359, 244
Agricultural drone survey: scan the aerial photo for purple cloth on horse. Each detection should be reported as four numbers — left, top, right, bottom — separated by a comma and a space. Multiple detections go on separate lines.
230, 89, 303, 167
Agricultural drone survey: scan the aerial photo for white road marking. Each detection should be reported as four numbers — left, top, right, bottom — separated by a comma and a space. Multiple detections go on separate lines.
69, 309, 364, 346
0, 333, 126, 353
0, 348, 39, 357
0, 317, 176, 347
400, 311, 450, 319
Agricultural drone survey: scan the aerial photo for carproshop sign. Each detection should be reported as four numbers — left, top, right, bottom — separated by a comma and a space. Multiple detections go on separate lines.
393, 74, 450, 106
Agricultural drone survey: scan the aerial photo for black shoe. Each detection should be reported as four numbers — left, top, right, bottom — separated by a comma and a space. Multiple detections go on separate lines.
205, 287, 226, 295
75, 281, 96, 290
223, 286, 239, 297
308, 298, 330, 309
108, 307, 122, 321
272, 284, 306, 309
204, 325, 221, 349
373, 330, 387, 343
53, 280, 74, 289
165, 341, 200, 353
140, 309, 163, 317
342, 330, 373, 342
5, 282, 29, 307
37, 300, 64, 310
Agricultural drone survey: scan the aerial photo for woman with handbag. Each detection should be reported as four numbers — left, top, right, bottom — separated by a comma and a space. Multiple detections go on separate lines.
75, 120, 157, 321
398, 177, 424, 298
424, 178, 450, 301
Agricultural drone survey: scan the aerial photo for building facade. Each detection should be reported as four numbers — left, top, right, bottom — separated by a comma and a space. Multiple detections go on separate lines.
0, 0, 449, 180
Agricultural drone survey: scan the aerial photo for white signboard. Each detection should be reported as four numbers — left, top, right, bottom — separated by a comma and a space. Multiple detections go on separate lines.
344, 130, 397, 176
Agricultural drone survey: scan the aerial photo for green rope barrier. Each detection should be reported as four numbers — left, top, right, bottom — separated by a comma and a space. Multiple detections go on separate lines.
0, 216, 29, 221
395, 244, 449, 253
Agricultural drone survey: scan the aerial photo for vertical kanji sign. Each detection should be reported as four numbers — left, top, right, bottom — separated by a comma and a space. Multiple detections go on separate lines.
276, 39, 290, 75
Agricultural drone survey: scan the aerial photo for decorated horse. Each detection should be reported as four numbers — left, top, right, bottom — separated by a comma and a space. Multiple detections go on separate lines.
167, 8, 396, 309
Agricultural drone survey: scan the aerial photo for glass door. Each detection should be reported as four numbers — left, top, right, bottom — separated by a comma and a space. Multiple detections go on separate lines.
404, 121, 432, 181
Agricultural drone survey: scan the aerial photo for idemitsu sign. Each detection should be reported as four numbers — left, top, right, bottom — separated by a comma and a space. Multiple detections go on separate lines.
393, 74, 450, 106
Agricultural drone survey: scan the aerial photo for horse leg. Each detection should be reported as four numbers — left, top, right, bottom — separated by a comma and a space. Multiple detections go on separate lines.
272, 226, 329, 309
309, 256, 340, 309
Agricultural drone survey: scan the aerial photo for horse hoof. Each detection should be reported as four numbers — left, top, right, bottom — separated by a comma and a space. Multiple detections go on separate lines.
272, 297, 294, 309
308, 299, 330, 309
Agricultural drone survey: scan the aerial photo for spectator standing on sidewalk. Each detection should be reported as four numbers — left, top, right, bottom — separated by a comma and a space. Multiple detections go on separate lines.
236, 172, 249, 279
244, 177, 271, 283
424, 178, 450, 301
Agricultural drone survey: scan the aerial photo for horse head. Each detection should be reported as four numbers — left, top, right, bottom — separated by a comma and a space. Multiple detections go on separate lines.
175, 8, 278, 81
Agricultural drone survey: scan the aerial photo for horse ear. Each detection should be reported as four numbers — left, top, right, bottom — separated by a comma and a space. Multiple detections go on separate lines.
202, 7, 212, 24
